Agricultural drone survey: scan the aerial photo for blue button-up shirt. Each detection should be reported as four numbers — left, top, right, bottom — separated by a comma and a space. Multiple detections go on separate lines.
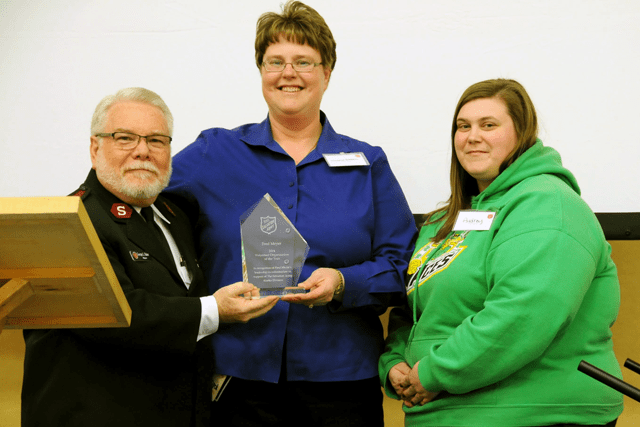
166, 112, 417, 383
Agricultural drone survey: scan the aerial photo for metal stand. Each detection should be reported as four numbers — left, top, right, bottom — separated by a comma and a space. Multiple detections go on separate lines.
578, 358, 640, 402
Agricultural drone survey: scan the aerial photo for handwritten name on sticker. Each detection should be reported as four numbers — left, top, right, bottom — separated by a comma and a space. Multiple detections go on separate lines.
453, 211, 495, 231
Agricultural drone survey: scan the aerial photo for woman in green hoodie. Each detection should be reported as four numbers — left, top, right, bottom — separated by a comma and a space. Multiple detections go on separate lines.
379, 79, 623, 427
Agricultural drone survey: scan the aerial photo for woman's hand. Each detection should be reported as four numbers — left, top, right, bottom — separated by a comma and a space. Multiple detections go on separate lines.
400, 361, 439, 408
280, 268, 341, 308
389, 362, 412, 398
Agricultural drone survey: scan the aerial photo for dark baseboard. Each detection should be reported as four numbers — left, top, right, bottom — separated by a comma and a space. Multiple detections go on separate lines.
596, 213, 640, 240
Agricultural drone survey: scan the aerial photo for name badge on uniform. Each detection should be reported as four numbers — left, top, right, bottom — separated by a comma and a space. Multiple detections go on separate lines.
130, 251, 150, 261
323, 152, 369, 167
453, 210, 496, 231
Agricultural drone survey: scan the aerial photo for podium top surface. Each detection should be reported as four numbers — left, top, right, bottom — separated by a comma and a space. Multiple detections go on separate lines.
0, 197, 131, 329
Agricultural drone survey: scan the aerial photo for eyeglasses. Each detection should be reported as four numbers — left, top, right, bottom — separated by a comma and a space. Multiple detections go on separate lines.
95, 132, 172, 150
262, 59, 323, 73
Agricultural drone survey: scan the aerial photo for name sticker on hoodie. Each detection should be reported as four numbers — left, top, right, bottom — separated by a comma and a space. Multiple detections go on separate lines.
453, 210, 495, 231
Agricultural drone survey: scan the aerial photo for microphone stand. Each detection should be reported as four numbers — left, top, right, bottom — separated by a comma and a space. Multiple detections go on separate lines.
578, 358, 640, 402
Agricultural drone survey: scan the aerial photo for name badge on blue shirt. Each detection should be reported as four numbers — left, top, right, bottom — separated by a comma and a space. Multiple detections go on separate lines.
323, 152, 369, 167
453, 210, 496, 231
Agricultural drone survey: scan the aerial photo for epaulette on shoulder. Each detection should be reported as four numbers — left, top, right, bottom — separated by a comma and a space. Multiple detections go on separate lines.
69, 185, 90, 200
161, 200, 177, 217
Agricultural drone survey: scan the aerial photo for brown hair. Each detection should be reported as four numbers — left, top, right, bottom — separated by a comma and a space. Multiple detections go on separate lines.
426, 78, 538, 242
255, 1, 337, 71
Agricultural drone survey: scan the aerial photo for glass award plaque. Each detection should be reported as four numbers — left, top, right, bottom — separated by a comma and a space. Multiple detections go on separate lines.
240, 194, 310, 297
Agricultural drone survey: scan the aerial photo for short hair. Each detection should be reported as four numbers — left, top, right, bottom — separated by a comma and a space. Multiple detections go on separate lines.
255, 1, 337, 71
427, 79, 539, 242
90, 87, 173, 136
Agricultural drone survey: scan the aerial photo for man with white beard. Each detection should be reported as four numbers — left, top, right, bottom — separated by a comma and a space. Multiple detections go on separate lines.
21, 88, 278, 427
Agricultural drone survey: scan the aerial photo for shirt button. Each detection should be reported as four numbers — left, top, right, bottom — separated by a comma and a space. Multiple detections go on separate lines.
288, 204, 293, 209
289, 182, 294, 187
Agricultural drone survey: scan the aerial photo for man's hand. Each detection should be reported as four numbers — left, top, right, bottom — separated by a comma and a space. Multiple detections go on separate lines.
214, 282, 278, 323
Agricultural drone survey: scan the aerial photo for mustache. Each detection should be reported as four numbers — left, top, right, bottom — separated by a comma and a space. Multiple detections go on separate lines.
122, 162, 160, 174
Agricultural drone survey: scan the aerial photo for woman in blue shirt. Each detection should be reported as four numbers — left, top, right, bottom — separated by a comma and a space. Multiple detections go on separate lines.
166, 1, 417, 425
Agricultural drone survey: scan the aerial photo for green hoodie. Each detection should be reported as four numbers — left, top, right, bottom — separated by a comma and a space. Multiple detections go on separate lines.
379, 141, 623, 426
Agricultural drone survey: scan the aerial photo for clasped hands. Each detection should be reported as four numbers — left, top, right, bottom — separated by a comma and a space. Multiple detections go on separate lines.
389, 361, 438, 408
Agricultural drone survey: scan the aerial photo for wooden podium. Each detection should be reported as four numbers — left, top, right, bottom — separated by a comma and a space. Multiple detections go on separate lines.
0, 197, 131, 333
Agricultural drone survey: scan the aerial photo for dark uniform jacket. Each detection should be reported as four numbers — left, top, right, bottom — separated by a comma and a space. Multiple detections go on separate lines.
21, 169, 213, 427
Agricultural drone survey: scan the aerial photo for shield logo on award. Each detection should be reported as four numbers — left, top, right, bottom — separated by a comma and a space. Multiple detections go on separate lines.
260, 216, 277, 235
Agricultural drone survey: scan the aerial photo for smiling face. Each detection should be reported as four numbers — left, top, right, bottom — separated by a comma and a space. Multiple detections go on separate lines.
90, 101, 171, 206
261, 36, 331, 121
454, 97, 518, 192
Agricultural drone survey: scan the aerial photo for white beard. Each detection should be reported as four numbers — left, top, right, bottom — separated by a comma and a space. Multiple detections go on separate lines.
94, 150, 172, 201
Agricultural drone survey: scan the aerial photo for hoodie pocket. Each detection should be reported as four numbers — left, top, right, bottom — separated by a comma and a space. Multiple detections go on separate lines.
405, 335, 449, 366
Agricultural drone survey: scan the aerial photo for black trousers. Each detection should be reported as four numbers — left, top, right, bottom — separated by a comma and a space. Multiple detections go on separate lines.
536, 420, 617, 427
210, 376, 383, 427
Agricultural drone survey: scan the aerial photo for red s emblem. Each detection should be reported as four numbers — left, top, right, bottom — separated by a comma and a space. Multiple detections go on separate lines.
111, 203, 133, 218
